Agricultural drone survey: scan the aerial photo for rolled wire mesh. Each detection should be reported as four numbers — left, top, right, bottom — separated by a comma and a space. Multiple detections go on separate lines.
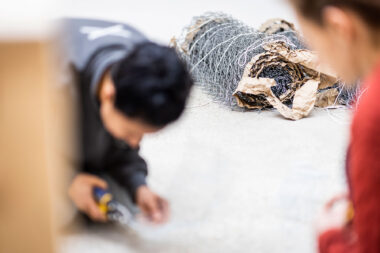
174, 12, 357, 110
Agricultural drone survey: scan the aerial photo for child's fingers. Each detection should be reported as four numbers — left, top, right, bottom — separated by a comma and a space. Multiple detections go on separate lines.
87, 175, 108, 189
325, 193, 348, 210
145, 197, 163, 223
87, 198, 107, 222
158, 197, 170, 222
138, 198, 151, 215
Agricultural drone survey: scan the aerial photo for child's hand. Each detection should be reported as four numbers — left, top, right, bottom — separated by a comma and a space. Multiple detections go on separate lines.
315, 193, 350, 235
68, 173, 108, 222
136, 185, 169, 224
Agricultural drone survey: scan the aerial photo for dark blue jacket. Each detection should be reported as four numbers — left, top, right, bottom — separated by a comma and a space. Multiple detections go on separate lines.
62, 18, 149, 201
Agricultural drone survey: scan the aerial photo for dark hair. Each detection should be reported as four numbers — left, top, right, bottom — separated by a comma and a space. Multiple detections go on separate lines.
290, 0, 380, 28
111, 42, 193, 127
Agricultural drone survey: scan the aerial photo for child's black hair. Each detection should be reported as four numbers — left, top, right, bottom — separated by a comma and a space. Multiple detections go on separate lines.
111, 42, 193, 127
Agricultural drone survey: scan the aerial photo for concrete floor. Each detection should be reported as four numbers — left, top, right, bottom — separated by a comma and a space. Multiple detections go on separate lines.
60, 87, 351, 253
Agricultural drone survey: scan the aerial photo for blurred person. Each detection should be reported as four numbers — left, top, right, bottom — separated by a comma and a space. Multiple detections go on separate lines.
61, 18, 193, 224
288, 0, 380, 252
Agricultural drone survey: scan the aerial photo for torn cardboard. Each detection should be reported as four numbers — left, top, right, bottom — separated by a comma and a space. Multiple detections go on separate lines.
259, 18, 296, 35
233, 41, 340, 120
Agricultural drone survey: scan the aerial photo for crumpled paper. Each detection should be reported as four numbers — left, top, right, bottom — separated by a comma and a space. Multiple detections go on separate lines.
233, 41, 340, 120
259, 18, 296, 35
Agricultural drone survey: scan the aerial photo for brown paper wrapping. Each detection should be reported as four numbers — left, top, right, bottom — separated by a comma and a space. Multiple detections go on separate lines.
233, 41, 340, 120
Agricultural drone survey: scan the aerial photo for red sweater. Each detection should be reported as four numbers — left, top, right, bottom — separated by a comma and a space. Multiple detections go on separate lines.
319, 61, 380, 253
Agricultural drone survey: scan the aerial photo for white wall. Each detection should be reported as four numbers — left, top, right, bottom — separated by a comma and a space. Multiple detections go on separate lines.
59, 0, 298, 43
0, 0, 61, 39
0, 0, 298, 41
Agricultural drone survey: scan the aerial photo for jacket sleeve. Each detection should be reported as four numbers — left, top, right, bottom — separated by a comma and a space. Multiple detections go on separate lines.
319, 81, 380, 253
107, 149, 148, 203
348, 102, 380, 253
318, 228, 358, 253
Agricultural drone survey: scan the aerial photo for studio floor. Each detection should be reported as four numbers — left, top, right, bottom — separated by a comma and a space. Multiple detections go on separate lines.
60, 87, 350, 253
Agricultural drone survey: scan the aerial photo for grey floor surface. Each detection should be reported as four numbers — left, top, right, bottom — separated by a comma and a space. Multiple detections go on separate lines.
60, 87, 351, 253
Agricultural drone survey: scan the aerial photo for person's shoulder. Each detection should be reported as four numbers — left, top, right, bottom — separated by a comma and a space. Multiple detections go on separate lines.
60, 17, 147, 41
352, 84, 380, 137
62, 17, 117, 25
61, 18, 135, 31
